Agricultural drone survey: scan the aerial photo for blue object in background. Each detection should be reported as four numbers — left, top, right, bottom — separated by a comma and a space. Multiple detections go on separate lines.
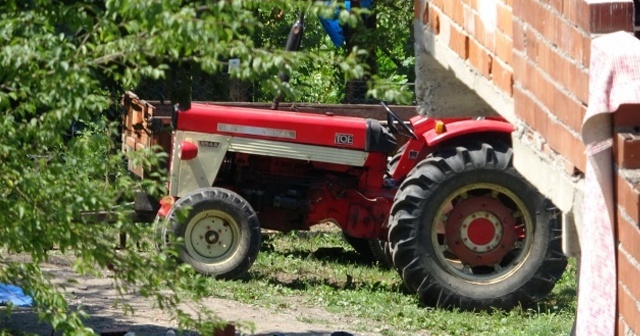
0, 284, 33, 307
319, 0, 373, 47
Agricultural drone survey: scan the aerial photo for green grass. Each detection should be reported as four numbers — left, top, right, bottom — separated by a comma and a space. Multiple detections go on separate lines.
201, 229, 577, 336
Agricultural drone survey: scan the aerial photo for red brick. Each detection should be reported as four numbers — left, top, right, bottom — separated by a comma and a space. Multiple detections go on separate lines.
558, 20, 591, 67
540, 7, 562, 44
617, 173, 640, 221
565, 0, 634, 34
614, 104, 640, 128
450, 25, 470, 59
473, 12, 496, 51
513, 86, 535, 124
588, 1, 634, 34
618, 316, 627, 336
563, 0, 587, 32
442, 0, 455, 19
469, 38, 493, 78
615, 316, 630, 335
462, 3, 475, 34
615, 132, 640, 169
497, 2, 513, 37
491, 58, 514, 96
432, 0, 444, 10
532, 38, 589, 104
525, 61, 556, 118
452, 0, 465, 27
521, 1, 545, 36
564, 63, 589, 104
525, 29, 539, 61
415, 0, 421, 19
544, 116, 586, 172
554, 89, 586, 132
618, 285, 640, 335
512, 0, 524, 18
428, 3, 441, 34
514, 83, 586, 171
535, 37, 558, 78
514, 85, 549, 134
513, 19, 525, 51
618, 249, 640, 308
512, 51, 527, 84
495, 31, 513, 65
617, 208, 640, 263
502, 0, 512, 8
465, 0, 478, 11
542, 0, 563, 14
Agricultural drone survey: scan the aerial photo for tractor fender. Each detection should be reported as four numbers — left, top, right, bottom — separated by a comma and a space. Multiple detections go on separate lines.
422, 119, 514, 148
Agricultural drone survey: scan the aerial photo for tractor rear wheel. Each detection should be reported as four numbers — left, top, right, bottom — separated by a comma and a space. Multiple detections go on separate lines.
164, 187, 261, 279
388, 141, 567, 310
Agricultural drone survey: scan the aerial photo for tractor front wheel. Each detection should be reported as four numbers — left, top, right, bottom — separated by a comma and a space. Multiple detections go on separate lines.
163, 187, 261, 279
388, 141, 567, 310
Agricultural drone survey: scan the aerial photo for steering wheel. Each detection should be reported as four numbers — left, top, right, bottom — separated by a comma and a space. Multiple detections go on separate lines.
381, 101, 418, 140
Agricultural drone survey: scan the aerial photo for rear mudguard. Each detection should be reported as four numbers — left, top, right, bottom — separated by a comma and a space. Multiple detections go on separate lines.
390, 117, 514, 181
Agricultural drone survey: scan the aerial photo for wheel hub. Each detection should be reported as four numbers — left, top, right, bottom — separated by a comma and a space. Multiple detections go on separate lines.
188, 215, 235, 259
445, 196, 517, 267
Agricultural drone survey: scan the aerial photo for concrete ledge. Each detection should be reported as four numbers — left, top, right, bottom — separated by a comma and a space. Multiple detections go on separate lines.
415, 20, 517, 123
513, 131, 584, 257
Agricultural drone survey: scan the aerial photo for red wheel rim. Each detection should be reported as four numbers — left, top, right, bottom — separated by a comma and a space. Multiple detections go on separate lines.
445, 196, 517, 267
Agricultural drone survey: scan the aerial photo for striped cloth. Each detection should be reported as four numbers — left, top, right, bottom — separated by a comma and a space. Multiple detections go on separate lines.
578, 31, 640, 336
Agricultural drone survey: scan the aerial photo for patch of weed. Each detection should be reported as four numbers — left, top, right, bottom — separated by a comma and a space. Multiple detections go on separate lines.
200, 230, 577, 335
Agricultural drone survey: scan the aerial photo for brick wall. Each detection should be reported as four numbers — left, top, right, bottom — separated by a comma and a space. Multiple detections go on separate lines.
614, 104, 640, 335
414, 0, 640, 334
416, 0, 634, 173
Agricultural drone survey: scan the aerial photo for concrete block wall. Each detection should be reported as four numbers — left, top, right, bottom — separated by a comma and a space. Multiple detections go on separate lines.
613, 105, 640, 335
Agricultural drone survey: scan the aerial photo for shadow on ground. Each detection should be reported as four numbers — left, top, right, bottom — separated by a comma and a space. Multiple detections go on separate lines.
0, 307, 197, 336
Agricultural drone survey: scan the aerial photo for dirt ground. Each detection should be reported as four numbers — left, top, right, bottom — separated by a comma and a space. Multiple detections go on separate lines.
0, 253, 390, 336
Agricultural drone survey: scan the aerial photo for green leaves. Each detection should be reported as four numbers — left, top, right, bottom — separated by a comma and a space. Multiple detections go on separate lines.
0, 0, 415, 334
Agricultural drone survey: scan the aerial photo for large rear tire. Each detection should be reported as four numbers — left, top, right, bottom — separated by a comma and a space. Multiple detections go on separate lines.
388, 141, 567, 310
163, 187, 261, 279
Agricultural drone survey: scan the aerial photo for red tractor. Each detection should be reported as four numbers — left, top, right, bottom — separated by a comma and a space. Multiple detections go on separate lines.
122, 92, 566, 311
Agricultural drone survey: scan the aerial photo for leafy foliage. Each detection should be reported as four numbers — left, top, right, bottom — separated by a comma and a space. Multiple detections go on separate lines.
0, 0, 412, 334
0, 0, 415, 333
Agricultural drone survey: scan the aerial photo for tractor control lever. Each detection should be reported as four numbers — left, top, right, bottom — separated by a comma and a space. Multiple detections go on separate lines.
381, 101, 418, 140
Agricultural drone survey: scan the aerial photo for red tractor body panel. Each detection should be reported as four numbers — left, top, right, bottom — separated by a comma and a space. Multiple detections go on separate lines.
177, 103, 383, 152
